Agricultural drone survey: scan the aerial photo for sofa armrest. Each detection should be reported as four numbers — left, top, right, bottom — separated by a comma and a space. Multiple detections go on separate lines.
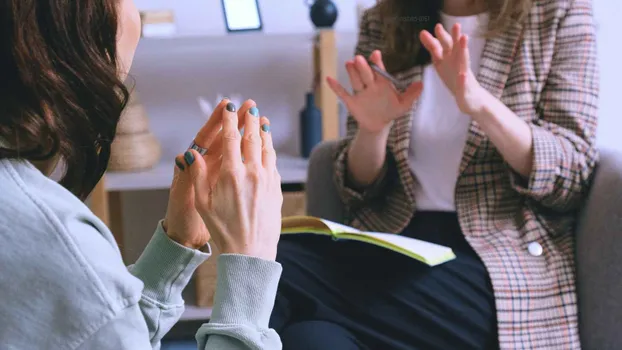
576, 148, 622, 350
305, 141, 346, 223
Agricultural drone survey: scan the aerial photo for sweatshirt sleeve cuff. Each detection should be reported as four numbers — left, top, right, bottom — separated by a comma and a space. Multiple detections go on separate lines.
129, 220, 211, 304
509, 125, 562, 200
209, 254, 282, 328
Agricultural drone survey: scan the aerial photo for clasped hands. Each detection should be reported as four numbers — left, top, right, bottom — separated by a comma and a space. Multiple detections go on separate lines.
327, 23, 493, 133
162, 99, 283, 261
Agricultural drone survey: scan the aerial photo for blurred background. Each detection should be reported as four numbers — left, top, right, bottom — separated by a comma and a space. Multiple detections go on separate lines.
106, 0, 621, 347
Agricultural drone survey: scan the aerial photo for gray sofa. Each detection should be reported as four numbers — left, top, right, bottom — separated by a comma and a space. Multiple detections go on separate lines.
305, 140, 622, 350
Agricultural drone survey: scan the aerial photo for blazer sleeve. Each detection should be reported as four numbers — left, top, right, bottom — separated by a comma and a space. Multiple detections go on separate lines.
509, 0, 599, 212
333, 10, 394, 209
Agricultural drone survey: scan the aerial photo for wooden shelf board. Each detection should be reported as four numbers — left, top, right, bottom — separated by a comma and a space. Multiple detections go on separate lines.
106, 154, 309, 191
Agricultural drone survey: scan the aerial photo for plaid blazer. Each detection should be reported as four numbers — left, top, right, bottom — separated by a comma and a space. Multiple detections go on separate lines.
333, 0, 599, 348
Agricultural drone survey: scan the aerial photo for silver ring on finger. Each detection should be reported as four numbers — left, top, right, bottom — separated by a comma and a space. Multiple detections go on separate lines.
188, 141, 208, 155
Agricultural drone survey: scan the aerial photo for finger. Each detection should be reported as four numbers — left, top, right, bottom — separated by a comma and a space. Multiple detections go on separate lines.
242, 106, 262, 165
221, 102, 243, 167
171, 154, 185, 191
259, 117, 276, 169
184, 149, 209, 201
451, 23, 461, 45
419, 31, 443, 62
193, 98, 227, 148
458, 35, 470, 74
434, 23, 453, 55
346, 61, 364, 92
207, 100, 252, 161
369, 50, 386, 71
207, 122, 245, 161
173, 153, 196, 190
174, 154, 186, 173
354, 55, 374, 86
326, 76, 354, 109
398, 81, 424, 111
237, 99, 257, 134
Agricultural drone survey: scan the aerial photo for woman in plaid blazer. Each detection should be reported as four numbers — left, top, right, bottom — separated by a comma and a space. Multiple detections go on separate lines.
270, 0, 598, 349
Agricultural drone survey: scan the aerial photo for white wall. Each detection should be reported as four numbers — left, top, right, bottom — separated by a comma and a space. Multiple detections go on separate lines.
593, 0, 622, 150
133, 0, 363, 36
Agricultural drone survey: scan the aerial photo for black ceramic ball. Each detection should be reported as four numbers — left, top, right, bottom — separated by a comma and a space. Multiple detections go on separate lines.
309, 0, 338, 28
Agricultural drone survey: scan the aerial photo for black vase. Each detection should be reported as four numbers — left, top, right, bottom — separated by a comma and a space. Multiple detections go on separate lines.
309, 0, 338, 28
300, 93, 323, 158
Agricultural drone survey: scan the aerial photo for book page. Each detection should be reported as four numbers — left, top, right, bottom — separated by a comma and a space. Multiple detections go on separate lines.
320, 219, 361, 234
281, 216, 329, 232
355, 231, 452, 260
281, 216, 360, 235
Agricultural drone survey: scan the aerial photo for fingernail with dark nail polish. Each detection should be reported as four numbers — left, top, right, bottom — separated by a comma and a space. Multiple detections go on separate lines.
175, 158, 185, 171
249, 107, 259, 117
226, 102, 236, 112
261, 124, 271, 133
184, 151, 195, 166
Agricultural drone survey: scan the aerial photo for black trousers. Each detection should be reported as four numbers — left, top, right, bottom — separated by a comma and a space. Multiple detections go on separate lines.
269, 212, 498, 350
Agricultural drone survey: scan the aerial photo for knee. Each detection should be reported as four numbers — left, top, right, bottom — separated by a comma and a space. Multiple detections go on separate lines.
280, 321, 362, 350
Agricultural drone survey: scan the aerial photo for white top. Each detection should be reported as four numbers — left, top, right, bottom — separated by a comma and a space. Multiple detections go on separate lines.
408, 12, 489, 211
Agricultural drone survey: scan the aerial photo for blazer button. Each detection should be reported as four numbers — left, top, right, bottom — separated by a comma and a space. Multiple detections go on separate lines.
528, 242, 543, 257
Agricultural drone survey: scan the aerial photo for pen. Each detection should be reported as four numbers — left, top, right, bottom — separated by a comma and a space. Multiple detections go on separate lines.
369, 63, 405, 90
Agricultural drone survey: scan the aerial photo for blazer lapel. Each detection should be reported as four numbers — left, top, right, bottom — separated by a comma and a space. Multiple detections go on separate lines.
459, 20, 526, 175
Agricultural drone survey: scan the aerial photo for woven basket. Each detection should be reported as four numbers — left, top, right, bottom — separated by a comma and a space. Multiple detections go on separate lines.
108, 93, 161, 172
117, 94, 150, 135
108, 132, 161, 172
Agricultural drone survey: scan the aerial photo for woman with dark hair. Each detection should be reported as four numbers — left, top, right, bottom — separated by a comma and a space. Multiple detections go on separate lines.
0, 0, 283, 349
270, 0, 599, 349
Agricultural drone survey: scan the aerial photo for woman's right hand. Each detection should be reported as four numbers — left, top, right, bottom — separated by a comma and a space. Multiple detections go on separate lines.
187, 102, 283, 261
326, 50, 423, 134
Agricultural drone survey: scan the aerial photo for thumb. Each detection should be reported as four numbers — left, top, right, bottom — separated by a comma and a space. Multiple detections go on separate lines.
369, 50, 386, 71
399, 81, 423, 111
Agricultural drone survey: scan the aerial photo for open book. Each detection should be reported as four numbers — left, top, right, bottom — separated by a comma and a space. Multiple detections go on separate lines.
281, 216, 456, 267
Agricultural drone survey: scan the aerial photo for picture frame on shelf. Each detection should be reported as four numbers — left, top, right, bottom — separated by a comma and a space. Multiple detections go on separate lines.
221, 0, 263, 33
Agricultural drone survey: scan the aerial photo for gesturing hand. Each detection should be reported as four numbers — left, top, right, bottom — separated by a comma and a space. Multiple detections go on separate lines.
327, 50, 423, 134
187, 102, 283, 261
163, 98, 257, 250
420, 23, 490, 116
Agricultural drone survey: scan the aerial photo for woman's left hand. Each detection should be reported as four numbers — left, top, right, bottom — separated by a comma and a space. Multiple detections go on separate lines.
420, 23, 491, 116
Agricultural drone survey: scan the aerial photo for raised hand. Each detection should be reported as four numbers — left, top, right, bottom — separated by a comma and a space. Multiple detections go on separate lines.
420, 23, 489, 116
327, 50, 423, 134
162, 98, 257, 250
188, 103, 283, 261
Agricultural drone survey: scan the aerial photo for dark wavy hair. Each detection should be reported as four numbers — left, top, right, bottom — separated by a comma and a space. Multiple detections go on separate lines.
375, 0, 532, 73
0, 0, 130, 199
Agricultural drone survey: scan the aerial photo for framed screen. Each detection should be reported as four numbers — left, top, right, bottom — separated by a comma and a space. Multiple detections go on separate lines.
221, 0, 263, 33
